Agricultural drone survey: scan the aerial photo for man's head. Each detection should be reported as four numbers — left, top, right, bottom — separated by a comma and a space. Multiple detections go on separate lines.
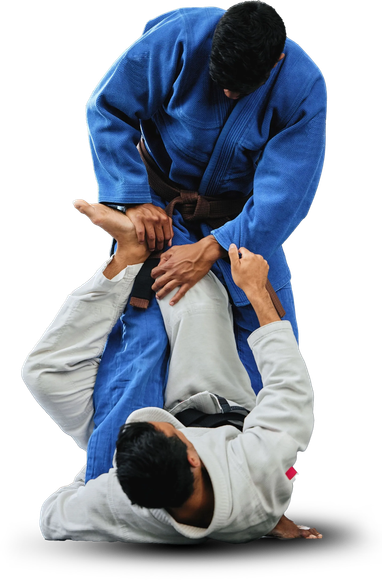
209, 1, 286, 98
116, 421, 198, 509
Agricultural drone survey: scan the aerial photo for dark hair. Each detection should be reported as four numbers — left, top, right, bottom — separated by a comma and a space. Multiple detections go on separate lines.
209, 1, 286, 94
116, 422, 195, 508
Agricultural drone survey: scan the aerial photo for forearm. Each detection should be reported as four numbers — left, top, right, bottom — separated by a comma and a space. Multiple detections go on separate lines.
197, 235, 227, 261
246, 321, 314, 447
246, 288, 280, 327
104, 239, 150, 278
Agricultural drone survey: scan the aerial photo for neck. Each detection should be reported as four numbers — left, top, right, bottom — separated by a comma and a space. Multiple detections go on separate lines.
167, 467, 214, 529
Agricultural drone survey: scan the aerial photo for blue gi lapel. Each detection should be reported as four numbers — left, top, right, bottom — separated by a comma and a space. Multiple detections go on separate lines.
198, 88, 267, 197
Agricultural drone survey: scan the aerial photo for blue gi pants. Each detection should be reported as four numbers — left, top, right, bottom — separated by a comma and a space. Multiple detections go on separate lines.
85, 199, 298, 482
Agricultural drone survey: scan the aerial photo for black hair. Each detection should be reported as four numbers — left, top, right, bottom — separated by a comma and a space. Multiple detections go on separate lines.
116, 421, 195, 509
209, 1, 286, 94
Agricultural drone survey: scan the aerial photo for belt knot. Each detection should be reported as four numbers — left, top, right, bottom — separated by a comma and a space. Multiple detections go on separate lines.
167, 190, 211, 221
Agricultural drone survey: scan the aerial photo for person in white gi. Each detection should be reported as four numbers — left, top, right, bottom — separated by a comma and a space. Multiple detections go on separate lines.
22, 201, 322, 542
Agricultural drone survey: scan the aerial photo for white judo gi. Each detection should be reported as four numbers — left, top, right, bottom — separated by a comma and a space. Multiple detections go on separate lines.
23, 259, 314, 543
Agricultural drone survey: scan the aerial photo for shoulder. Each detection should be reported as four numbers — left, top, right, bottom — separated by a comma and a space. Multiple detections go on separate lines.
143, 7, 225, 35
123, 8, 223, 64
264, 38, 326, 126
140, 7, 224, 52
283, 38, 325, 84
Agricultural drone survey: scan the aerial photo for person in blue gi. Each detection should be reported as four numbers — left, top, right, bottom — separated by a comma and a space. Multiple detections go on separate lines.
84, 2, 327, 481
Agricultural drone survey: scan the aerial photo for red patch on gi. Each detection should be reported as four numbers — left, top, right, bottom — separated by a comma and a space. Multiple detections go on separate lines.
286, 467, 297, 480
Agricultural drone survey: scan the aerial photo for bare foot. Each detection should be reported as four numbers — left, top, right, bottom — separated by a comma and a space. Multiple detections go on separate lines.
74, 200, 150, 273
266, 515, 322, 540
73, 200, 138, 245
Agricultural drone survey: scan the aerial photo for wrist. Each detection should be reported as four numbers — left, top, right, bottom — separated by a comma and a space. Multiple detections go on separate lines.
246, 288, 281, 326
101, 202, 128, 214
199, 236, 227, 262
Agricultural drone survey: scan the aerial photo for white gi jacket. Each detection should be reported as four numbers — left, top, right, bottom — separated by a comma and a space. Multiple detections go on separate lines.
23, 260, 314, 543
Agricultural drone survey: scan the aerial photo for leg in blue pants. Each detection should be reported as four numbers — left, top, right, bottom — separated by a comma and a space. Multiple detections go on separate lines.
85, 202, 201, 482
85, 298, 169, 482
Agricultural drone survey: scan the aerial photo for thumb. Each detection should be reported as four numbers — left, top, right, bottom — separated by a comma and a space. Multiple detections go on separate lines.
228, 243, 240, 266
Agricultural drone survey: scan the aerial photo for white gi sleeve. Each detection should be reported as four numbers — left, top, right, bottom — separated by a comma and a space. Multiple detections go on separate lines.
22, 261, 142, 450
231, 320, 314, 520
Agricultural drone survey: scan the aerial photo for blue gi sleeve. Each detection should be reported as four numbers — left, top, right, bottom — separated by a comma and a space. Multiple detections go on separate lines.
211, 76, 326, 262
86, 12, 185, 204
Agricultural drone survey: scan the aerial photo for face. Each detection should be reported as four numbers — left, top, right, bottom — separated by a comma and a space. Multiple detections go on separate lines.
223, 79, 267, 100
223, 89, 241, 99
223, 76, 269, 100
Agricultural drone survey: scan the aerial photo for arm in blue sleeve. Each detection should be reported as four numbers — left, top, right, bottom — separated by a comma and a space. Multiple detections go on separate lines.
211, 76, 327, 260
86, 13, 185, 204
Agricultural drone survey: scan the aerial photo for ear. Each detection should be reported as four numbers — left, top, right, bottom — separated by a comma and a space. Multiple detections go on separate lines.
273, 53, 285, 68
187, 449, 201, 469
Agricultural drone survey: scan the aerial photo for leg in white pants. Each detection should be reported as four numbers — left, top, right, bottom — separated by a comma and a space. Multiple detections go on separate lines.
157, 271, 257, 411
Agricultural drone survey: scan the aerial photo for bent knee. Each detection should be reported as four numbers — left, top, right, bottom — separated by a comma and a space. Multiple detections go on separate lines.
158, 272, 229, 320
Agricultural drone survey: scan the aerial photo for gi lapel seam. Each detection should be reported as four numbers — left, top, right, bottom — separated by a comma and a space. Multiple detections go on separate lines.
198, 88, 267, 198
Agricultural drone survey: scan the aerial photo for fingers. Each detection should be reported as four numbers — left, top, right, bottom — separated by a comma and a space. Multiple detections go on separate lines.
144, 215, 171, 251
162, 216, 174, 248
229, 244, 260, 263
128, 214, 146, 245
168, 285, 190, 306
151, 253, 176, 295
128, 214, 163, 251
153, 279, 190, 306
151, 255, 170, 281
228, 243, 240, 265
152, 272, 175, 294
144, 221, 159, 252
126, 205, 173, 251
152, 275, 192, 306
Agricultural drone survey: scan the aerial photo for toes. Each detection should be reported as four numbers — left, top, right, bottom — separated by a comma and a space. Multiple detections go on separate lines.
298, 526, 322, 539
73, 199, 94, 216
73, 200, 107, 226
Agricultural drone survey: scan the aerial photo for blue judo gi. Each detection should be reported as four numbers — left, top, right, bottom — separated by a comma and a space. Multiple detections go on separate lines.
84, 7, 327, 481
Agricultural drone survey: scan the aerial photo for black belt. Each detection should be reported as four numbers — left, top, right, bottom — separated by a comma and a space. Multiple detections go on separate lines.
175, 395, 249, 432
175, 408, 246, 431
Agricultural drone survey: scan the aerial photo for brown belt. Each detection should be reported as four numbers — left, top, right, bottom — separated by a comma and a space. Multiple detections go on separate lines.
138, 139, 251, 229
131, 139, 285, 319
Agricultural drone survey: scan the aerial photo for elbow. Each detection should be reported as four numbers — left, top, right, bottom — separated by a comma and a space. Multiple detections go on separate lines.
40, 520, 55, 541
22, 352, 51, 401
86, 94, 95, 123
40, 499, 65, 541
22, 352, 40, 393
